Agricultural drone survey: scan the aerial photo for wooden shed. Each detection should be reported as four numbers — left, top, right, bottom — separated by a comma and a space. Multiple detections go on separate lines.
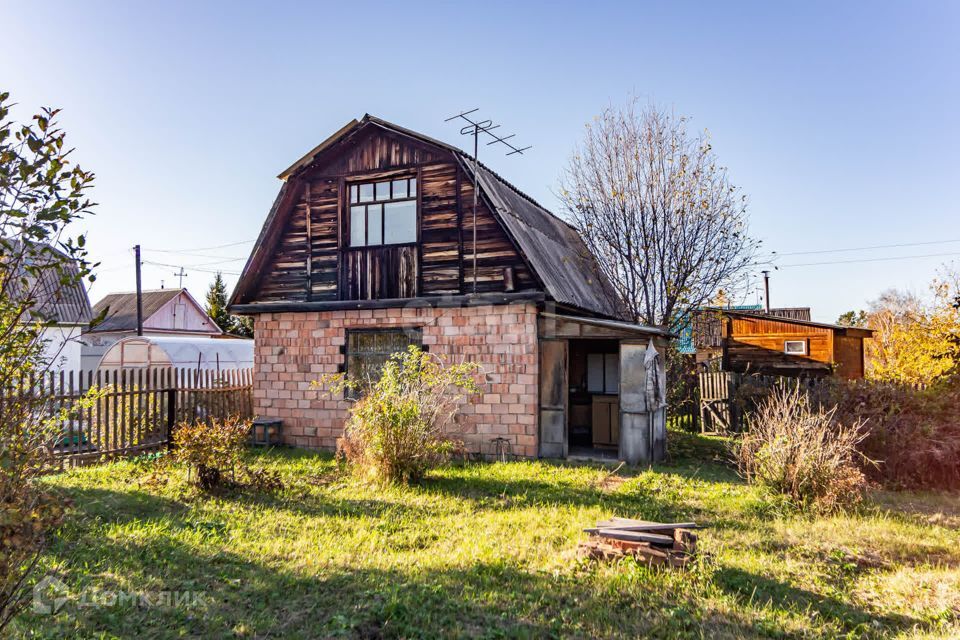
695, 308, 873, 379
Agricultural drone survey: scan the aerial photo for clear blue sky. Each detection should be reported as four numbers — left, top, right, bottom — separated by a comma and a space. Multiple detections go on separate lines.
3, 0, 958, 322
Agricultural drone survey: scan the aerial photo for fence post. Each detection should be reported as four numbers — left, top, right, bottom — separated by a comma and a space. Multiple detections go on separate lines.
166, 386, 177, 451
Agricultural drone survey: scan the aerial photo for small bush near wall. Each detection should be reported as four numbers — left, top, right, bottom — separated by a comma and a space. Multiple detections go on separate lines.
319, 346, 480, 484
732, 383, 870, 513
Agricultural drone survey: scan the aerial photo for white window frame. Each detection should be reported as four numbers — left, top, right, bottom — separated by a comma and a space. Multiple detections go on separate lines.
784, 340, 807, 355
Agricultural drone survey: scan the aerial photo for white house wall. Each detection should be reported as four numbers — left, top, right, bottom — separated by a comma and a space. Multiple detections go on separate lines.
40, 325, 85, 373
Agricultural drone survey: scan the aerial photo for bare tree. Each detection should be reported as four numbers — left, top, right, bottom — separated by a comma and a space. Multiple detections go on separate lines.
559, 100, 758, 327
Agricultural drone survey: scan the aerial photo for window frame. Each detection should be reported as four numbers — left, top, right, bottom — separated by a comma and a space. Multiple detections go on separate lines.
346, 176, 418, 248
784, 340, 807, 355
344, 327, 423, 397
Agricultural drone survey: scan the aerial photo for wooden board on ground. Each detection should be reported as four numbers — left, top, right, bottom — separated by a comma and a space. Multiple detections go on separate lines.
579, 517, 699, 568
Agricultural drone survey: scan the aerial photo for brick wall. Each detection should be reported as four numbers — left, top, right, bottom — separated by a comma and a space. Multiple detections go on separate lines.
252, 302, 540, 458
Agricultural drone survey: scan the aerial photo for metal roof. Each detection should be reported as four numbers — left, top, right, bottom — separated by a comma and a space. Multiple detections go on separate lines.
541, 312, 674, 338
5, 240, 93, 325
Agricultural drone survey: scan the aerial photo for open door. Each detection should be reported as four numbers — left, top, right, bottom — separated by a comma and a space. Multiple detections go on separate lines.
619, 340, 667, 464
538, 339, 567, 458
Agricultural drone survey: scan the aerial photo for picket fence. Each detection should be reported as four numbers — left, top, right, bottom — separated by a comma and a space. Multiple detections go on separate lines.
5, 367, 254, 464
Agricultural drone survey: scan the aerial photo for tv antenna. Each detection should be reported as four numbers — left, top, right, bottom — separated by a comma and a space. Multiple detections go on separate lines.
445, 108, 531, 293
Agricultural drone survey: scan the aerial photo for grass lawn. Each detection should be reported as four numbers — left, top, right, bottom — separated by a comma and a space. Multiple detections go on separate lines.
13, 432, 960, 639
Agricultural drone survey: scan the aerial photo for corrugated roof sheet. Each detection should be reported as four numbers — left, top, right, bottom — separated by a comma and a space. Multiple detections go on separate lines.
90, 289, 187, 333
4, 240, 93, 325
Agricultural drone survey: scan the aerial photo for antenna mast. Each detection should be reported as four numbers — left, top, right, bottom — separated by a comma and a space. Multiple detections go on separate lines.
445, 109, 531, 294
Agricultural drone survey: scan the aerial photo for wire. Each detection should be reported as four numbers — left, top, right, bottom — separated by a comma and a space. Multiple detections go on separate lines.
776, 250, 960, 268
144, 239, 255, 253
757, 238, 960, 259
142, 251, 248, 261
141, 260, 241, 276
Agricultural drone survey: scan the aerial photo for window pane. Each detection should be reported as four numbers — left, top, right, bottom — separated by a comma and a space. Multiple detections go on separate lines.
604, 354, 619, 394
367, 204, 383, 245
350, 206, 366, 246
374, 181, 390, 201
384, 201, 416, 244
587, 354, 604, 392
358, 183, 374, 202
349, 184, 358, 204
391, 179, 408, 199
347, 329, 423, 397
408, 177, 417, 196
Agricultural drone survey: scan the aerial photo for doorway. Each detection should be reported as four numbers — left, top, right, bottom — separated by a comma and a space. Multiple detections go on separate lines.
567, 339, 620, 458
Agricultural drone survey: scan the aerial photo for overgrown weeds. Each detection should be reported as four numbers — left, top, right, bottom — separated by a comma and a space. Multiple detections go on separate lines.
732, 383, 871, 513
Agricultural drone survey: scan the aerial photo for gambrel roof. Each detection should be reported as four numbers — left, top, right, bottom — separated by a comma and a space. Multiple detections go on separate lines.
231, 115, 625, 319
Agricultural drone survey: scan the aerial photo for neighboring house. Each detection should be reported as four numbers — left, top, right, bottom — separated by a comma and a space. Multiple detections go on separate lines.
229, 115, 672, 463
81, 288, 221, 371
8, 241, 94, 372
693, 307, 873, 379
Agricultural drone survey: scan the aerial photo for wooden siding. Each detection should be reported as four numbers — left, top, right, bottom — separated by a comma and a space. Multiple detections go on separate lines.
458, 167, 535, 293
249, 128, 535, 304
308, 127, 445, 175
833, 334, 865, 379
340, 245, 418, 300
725, 316, 833, 374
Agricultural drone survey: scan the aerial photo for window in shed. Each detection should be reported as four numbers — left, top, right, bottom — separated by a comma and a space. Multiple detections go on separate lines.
587, 353, 619, 394
345, 328, 422, 397
348, 177, 417, 247
784, 340, 807, 355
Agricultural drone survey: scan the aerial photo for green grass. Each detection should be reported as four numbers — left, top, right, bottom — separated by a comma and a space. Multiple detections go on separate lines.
12, 431, 960, 639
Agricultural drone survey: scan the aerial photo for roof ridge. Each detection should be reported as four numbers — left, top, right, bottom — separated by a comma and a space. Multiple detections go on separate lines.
360, 115, 577, 232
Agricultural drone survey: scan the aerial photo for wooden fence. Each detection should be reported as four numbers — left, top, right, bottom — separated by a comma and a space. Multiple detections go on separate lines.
695, 372, 926, 433
4, 367, 254, 464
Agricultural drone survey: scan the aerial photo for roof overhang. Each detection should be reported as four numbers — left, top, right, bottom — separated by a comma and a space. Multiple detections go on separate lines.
540, 312, 674, 340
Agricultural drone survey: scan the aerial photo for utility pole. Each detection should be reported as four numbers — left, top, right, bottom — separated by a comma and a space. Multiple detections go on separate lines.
173, 266, 187, 288
762, 270, 771, 313
134, 245, 143, 337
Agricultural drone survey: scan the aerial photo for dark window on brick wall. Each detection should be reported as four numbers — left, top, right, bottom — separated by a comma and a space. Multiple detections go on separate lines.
345, 328, 422, 396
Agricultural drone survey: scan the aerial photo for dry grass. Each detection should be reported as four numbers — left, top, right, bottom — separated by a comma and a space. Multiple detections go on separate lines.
734, 383, 869, 513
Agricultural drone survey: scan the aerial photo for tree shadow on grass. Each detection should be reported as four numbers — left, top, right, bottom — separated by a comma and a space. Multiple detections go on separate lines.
713, 566, 923, 637
19, 504, 768, 640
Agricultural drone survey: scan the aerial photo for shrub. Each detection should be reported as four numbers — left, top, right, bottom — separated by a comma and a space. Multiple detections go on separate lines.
327, 346, 480, 484
833, 376, 960, 490
172, 418, 250, 490
732, 383, 870, 513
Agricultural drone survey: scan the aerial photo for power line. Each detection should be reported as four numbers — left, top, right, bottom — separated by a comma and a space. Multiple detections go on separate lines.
758, 238, 960, 259
141, 260, 241, 276
145, 239, 255, 253
142, 250, 248, 261
776, 250, 960, 269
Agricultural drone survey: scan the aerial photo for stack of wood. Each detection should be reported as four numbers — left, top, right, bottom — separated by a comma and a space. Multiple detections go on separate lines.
578, 517, 699, 568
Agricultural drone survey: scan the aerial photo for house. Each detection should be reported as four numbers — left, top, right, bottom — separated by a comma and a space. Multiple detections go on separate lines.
7, 241, 94, 372
81, 288, 222, 371
693, 307, 873, 379
229, 115, 672, 463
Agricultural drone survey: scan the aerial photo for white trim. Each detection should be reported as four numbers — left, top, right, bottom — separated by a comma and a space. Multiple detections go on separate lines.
784, 340, 807, 355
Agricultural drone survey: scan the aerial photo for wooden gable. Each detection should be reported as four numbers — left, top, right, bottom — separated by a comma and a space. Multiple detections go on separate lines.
241, 122, 535, 304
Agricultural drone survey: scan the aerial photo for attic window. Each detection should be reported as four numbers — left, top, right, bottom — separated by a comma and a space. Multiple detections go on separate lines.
348, 177, 417, 247
784, 340, 807, 355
